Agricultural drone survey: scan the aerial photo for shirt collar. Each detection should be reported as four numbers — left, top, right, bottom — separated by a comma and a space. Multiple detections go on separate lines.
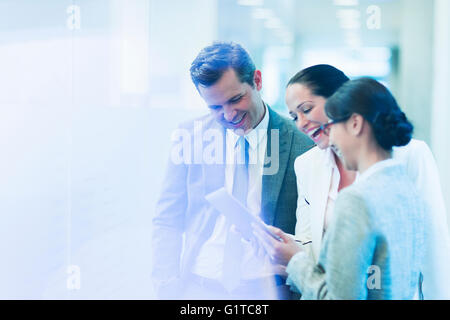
322, 146, 362, 181
226, 102, 269, 150
355, 158, 400, 183
322, 146, 338, 169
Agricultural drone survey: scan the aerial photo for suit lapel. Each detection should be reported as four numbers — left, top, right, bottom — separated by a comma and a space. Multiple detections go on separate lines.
310, 152, 333, 261
202, 118, 226, 195
261, 108, 292, 225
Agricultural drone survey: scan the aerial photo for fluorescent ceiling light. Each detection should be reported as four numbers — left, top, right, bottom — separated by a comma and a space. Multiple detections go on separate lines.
336, 9, 361, 29
251, 8, 273, 19
333, 0, 359, 6
276, 31, 294, 44
336, 9, 361, 19
264, 17, 282, 29
237, 0, 264, 6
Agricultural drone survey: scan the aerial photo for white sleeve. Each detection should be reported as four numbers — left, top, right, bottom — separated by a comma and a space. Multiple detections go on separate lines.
402, 140, 450, 299
294, 156, 312, 244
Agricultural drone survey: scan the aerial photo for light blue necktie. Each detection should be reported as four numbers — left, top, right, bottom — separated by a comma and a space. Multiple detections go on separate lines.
232, 136, 249, 203
222, 136, 249, 292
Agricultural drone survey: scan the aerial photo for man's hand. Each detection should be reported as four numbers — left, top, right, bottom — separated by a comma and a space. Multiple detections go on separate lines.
252, 223, 303, 267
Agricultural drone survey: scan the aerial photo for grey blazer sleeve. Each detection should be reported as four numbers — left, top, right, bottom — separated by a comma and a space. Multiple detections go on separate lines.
151, 132, 188, 298
286, 190, 376, 299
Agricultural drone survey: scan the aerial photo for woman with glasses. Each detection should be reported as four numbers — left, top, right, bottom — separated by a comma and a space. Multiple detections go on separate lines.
255, 77, 430, 299
254, 65, 450, 299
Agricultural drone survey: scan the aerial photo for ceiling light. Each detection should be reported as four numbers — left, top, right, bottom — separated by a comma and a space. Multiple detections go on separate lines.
333, 0, 359, 6
251, 8, 273, 19
336, 9, 361, 29
264, 17, 282, 29
237, 0, 264, 6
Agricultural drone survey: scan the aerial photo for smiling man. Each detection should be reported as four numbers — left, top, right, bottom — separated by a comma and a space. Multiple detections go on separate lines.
196, 67, 265, 135
151, 42, 312, 299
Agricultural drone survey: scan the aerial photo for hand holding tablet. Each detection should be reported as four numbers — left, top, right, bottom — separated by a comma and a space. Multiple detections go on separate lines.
205, 187, 283, 242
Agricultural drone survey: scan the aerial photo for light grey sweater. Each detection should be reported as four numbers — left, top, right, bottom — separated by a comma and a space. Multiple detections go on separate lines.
286, 159, 428, 299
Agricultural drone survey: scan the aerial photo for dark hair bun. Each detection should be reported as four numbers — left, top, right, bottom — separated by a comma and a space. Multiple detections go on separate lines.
325, 77, 414, 151
372, 110, 413, 150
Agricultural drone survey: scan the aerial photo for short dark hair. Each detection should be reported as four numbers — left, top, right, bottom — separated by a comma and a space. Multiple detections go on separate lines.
287, 64, 350, 98
190, 42, 256, 89
325, 77, 413, 151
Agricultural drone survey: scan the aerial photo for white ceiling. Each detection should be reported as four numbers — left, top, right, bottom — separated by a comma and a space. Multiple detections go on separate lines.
262, 0, 403, 48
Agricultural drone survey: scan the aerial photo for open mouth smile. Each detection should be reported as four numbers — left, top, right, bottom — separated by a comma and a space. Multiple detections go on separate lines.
228, 113, 247, 127
305, 126, 323, 140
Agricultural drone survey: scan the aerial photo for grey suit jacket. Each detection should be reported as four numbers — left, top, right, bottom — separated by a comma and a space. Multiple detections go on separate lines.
152, 107, 313, 298
286, 159, 428, 300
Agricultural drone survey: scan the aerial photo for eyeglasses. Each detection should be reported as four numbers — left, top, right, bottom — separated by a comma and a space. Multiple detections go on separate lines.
311, 118, 348, 137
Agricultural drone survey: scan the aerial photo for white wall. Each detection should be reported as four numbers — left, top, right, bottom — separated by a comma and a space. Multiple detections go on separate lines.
398, 0, 434, 144
0, 0, 217, 299
431, 0, 450, 230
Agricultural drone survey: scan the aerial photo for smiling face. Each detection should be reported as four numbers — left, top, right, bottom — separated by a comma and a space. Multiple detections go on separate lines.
328, 121, 354, 170
328, 114, 365, 171
285, 83, 330, 149
198, 68, 265, 135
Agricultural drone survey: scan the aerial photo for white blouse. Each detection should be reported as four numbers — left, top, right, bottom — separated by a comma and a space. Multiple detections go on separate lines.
322, 148, 341, 233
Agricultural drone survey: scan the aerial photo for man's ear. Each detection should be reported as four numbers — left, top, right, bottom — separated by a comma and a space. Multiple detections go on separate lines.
253, 70, 262, 91
349, 113, 364, 136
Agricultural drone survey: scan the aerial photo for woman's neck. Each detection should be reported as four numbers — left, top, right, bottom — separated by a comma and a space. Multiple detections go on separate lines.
334, 152, 357, 191
357, 143, 392, 174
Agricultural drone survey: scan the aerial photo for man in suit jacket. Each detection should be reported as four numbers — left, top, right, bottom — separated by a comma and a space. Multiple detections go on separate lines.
151, 42, 312, 299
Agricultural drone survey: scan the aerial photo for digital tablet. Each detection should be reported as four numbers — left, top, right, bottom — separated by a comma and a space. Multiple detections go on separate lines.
205, 187, 283, 242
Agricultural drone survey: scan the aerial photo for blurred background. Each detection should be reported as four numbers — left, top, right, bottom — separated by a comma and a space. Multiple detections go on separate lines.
0, 0, 448, 299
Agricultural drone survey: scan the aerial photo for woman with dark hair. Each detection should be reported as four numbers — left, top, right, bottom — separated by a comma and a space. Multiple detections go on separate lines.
254, 77, 429, 299
253, 65, 450, 299
289, 65, 450, 299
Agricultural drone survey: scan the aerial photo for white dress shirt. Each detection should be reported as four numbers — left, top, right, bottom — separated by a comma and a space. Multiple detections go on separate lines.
191, 104, 274, 281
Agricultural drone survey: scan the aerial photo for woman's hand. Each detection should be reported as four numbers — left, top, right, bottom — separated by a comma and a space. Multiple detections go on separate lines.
252, 223, 303, 267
